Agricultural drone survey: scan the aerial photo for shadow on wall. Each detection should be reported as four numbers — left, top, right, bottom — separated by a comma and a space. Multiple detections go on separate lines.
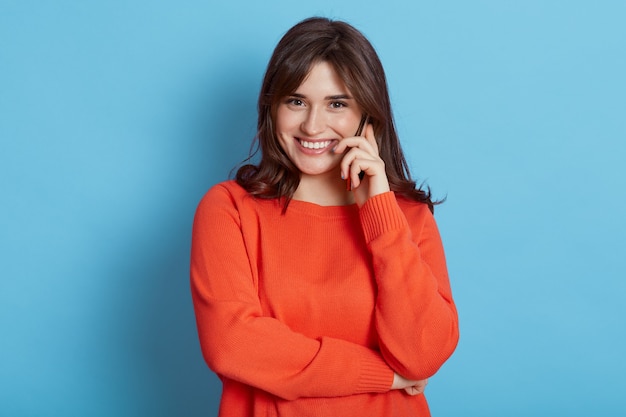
94, 55, 261, 416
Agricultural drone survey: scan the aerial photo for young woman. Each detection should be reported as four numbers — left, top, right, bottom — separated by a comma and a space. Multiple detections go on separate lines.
191, 17, 459, 416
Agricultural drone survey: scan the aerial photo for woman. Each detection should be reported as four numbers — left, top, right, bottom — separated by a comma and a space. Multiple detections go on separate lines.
191, 17, 459, 416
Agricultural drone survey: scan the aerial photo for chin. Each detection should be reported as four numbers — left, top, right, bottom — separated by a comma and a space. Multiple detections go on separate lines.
297, 162, 338, 175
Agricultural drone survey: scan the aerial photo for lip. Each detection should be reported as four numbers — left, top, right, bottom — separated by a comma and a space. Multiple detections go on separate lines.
295, 137, 338, 154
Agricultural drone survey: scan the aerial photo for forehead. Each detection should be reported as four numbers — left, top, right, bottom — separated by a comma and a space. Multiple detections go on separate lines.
295, 61, 351, 96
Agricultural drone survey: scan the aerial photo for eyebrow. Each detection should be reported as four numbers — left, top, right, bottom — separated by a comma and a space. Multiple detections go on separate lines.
290, 93, 353, 100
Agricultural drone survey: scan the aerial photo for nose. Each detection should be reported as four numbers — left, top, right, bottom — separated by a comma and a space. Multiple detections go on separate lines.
300, 107, 326, 136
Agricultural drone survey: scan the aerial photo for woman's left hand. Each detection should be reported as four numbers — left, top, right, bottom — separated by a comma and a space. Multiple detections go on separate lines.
334, 124, 390, 207
403, 379, 428, 396
391, 373, 429, 396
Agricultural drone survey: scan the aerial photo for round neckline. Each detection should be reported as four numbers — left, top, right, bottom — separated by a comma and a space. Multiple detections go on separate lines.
286, 198, 359, 218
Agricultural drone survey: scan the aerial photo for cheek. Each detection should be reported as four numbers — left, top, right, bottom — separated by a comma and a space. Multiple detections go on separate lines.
274, 109, 294, 153
334, 113, 362, 136
275, 107, 298, 132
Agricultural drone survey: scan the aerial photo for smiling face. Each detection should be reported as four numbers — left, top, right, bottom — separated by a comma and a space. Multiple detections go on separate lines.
275, 61, 363, 180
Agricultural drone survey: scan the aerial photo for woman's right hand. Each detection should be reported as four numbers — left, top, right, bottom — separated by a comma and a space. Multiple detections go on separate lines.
392, 373, 428, 396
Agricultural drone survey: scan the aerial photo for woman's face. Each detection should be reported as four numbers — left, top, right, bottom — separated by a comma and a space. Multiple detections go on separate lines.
275, 61, 363, 179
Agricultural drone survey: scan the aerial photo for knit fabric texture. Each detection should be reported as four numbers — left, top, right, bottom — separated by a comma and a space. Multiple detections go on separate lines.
191, 181, 459, 416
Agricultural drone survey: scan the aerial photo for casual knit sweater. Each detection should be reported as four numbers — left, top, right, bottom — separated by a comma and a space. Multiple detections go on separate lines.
190, 180, 459, 416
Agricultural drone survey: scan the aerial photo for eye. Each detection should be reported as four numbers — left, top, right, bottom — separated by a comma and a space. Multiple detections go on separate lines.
286, 98, 305, 106
329, 101, 347, 109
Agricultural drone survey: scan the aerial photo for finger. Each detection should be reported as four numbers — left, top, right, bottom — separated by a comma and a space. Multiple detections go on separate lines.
348, 158, 364, 189
339, 145, 368, 177
403, 385, 424, 396
363, 124, 379, 153
348, 157, 379, 189
333, 136, 374, 155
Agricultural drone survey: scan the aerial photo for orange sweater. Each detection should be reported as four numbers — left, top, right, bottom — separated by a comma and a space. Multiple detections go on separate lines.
191, 181, 458, 416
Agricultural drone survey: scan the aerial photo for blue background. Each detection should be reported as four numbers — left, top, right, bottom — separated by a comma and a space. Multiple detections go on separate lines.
1, 1, 624, 415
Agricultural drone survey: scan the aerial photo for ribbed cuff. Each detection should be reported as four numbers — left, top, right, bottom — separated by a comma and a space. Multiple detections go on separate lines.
355, 349, 394, 394
359, 192, 408, 243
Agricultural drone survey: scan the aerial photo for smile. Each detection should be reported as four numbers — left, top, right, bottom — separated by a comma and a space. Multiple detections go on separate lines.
297, 139, 333, 150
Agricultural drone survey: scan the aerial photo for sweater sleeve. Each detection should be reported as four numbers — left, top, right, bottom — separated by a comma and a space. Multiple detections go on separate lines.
359, 192, 459, 380
190, 184, 393, 400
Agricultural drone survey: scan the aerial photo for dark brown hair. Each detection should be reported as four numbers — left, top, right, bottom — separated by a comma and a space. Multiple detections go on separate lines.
236, 17, 437, 212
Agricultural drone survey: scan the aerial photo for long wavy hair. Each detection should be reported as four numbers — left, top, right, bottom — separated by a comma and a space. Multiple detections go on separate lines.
236, 17, 437, 213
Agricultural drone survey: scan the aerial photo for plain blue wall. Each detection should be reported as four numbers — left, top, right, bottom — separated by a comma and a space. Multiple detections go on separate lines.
1, 1, 624, 415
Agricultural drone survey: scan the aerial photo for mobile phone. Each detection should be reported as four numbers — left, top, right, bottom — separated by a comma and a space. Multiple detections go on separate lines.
347, 114, 369, 191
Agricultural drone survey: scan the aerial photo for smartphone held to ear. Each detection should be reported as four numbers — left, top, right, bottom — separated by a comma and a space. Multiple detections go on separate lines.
346, 114, 369, 191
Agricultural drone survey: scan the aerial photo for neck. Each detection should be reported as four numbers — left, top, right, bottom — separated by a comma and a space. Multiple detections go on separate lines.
293, 170, 355, 206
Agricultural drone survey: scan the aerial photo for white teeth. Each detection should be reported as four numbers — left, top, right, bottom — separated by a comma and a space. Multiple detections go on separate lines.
299, 140, 331, 149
